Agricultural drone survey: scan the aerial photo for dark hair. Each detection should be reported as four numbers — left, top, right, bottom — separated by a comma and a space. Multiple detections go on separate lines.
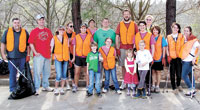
171, 22, 181, 33
12, 18, 20, 22
185, 26, 192, 35
90, 42, 98, 48
88, 19, 95, 25
105, 37, 113, 43
138, 20, 146, 26
123, 9, 131, 14
102, 18, 109, 21
151, 26, 161, 34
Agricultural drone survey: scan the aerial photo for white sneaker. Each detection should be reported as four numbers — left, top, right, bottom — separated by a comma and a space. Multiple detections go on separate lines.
66, 84, 71, 90
35, 90, 40, 96
102, 88, 108, 93
116, 90, 122, 94
60, 89, 65, 95
54, 89, 59, 96
42, 87, 54, 92
119, 82, 126, 90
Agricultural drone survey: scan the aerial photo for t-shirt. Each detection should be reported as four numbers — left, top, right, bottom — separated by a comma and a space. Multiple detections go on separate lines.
88, 28, 97, 35
116, 22, 139, 49
183, 41, 200, 62
86, 52, 99, 72
1, 28, 30, 58
154, 36, 168, 62
101, 45, 116, 56
28, 27, 53, 59
67, 33, 72, 38
136, 49, 153, 70
93, 28, 116, 49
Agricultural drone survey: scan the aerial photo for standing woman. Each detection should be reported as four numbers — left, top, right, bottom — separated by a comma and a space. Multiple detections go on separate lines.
87, 19, 97, 36
166, 22, 184, 94
179, 26, 200, 96
151, 26, 168, 93
51, 26, 70, 95
145, 15, 154, 33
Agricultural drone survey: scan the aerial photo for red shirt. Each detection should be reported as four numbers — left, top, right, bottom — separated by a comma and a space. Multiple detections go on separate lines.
28, 27, 53, 58
116, 22, 139, 49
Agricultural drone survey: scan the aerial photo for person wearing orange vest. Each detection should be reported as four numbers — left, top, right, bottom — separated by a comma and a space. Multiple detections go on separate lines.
166, 22, 184, 94
99, 38, 122, 94
150, 26, 168, 93
51, 26, 70, 95
115, 9, 139, 90
1, 18, 30, 92
179, 26, 200, 96
87, 19, 97, 36
65, 22, 76, 90
71, 23, 93, 93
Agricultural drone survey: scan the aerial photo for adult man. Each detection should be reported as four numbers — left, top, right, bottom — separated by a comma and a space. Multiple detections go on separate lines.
1, 18, 30, 92
115, 10, 139, 89
28, 14, 54, 95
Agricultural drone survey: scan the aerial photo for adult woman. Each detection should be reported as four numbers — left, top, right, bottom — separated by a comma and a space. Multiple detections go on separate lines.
145, 15, 154, 32
87, 19, 97, 36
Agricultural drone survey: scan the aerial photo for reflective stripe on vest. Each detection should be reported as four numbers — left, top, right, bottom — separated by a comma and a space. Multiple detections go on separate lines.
167, 33, 184, 59
120, 21, 135, 45
99, 47, 115, 70
153, 35, 162, 60
75, 34, 92, 56
53, 35, 69, 61
6, 27, 27, 52
135, 32, 152, 51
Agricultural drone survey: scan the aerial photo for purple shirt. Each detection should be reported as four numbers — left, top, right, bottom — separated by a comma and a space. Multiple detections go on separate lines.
89, 28, 97, 35
101, 45, 116, 56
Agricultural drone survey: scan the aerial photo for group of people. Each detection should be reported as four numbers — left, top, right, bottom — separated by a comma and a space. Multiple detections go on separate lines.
1, 9, 200, 99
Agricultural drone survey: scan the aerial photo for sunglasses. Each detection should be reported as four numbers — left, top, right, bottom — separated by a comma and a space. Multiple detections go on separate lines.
146, 19, 152, 21
69, 25, 74, 28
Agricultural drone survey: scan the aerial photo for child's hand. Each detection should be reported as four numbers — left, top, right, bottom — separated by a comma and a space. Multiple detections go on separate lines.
71, 58, 75, 63
142, 62, 148, 67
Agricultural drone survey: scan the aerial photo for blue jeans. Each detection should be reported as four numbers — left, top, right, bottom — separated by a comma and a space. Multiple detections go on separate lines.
104, 67, 120, 91
182, 61, 195, 90
55, 60, 68, 82
33, 55, 51, 91
88, 70, 101, 94
8, 58, 26, 92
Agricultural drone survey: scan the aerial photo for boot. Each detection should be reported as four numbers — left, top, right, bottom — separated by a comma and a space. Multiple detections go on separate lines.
132, 87, 136, 97
142, 88, 147, 99
134, 89, 142, 99
127, 87, 131, 96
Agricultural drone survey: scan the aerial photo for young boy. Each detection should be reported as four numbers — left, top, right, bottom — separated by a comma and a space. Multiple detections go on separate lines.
135, 40, 153, 99
86, 42, 102, 97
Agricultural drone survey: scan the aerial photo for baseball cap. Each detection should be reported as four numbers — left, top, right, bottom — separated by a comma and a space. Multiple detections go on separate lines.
36, 14, 45, 20
58, 25, 65, 30
80, 23, 88, 28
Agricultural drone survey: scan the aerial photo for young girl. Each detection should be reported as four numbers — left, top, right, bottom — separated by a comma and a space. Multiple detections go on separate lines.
135, 40, 153, 99
124, 49, 138, 97
51, 26, 70, 95
71, 23, 93, 93
99, 38, 122, 94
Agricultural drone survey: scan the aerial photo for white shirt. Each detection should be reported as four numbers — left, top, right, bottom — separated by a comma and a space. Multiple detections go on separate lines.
183, 41, 200, 61
136, 49, 153, 70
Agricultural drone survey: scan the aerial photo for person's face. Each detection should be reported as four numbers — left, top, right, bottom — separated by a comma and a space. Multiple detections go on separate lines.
139, 23, 146, 32
139, 42, 145, 50
123, 11, 131, 21
67, 23, 74, 31
171, 25, 179, 34
127, 52, 133, 58
105, 39, 112, 47
13, 20, 21, 30
89, 21, 95, 27
58, 28, 65, 36
102, 19, 109, 28
91, 46, 97, 52
145, 17, 153, 25
153, 28, 159, 36
184, 28, 191, 37
37, 18, 45, 27
80, 26, 87, 33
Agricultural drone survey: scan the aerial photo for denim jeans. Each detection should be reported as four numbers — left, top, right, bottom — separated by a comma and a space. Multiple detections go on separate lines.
8, 58, 26, 92
88, 70, 101, 94
104, 67, 120, 91
55, 59, 68, 82
182, 61, 195, 90
33, 55, 51, 90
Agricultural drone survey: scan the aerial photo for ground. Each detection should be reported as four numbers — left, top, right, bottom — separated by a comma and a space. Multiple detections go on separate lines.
1, 86, 200, 110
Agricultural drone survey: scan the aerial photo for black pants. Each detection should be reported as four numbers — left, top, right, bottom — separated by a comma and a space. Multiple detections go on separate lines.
170, 58, 182, 90
67, 54, 74, 80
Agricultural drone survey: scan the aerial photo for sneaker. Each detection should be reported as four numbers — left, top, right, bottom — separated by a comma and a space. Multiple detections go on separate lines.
42, 87, 54, 92
97, 93, 102, 97
102, 88, 108, 93
119, 82, 126, 90
86, 91, 93, 97
172, 89, 178, 95
60, 89, 65, 95
54, 89, 59, 96
66, 84, 71, 91
72, 85, 77, 93
35, 90, 40, 96
116, 90, 122, 95
177, 86, 183, 92
151, 86, 155, 92
155, 87, 160, 93
185, 90, 196, 96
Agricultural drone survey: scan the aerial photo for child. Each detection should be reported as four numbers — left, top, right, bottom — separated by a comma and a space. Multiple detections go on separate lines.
71, 23, 93, 93
99, 38, 122, 94
86, 42, 102, 97
51, 26, 70, 95
135, 40, 153, 99
124, 49, 138, 97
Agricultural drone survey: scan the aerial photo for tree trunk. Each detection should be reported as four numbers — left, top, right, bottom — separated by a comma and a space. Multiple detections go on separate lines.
72, 0, 82, 33
166, 0, 176, 35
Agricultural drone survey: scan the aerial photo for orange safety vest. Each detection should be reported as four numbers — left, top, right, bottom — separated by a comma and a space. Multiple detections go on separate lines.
65, 32, 76, 54
6, 27, 27, 52
135, 32, 152, 51
53, 35, 70, 61
120, 21, 135, 45
75, 34, 92, 56
153, 35, 163, 60
99, 47, 115, 70
167, 33, 184, 59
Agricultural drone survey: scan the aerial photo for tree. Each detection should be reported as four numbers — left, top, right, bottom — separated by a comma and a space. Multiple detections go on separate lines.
72, 0, 82, 33
166, 0, 176, 35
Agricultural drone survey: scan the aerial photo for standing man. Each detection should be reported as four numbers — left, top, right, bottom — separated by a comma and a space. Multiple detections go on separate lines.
1, 18, 30, 92
115, 9, 139, 90
28, 14, 54, 95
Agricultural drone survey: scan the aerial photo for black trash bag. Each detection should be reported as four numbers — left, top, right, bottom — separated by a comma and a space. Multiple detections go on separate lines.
8, 62, 36, 99
0, 59, 9, 75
